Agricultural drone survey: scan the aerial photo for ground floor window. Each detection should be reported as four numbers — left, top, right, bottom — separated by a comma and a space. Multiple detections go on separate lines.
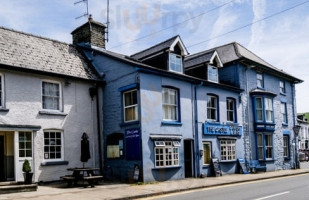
203, 142, 212, 165
44, 130, 63, 160
257, 133, 273, 160
283, 135, 289, 158
154, 141, 180, 167
220, 140, 236, 161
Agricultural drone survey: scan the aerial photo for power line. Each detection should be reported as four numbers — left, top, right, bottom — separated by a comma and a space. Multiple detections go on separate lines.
109, 0, 237, 49
187, 0, 309, 48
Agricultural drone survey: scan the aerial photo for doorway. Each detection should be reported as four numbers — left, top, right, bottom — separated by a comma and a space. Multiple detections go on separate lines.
0, 136, 4, 181
184, 140, 194, 178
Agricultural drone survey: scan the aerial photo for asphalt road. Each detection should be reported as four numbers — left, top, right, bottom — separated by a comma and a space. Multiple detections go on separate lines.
147, 174, 309, 200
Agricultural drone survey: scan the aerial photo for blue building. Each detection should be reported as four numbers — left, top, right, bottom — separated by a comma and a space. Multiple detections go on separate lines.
72, 18, 302, 182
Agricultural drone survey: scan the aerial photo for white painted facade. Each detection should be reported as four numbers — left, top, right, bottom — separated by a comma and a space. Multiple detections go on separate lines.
0, 69, 102, 182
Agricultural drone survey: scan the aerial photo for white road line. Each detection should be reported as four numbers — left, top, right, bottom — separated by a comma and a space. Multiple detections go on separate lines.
254, 191, 290, 200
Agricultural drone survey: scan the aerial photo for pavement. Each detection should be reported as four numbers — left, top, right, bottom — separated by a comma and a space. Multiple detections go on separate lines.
1, 168, 309, 200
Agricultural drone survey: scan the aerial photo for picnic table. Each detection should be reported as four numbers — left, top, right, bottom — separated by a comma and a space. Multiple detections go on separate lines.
61, 167, 103, 188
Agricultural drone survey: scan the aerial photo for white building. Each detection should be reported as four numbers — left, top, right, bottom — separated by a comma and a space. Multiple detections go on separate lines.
0, 27, 103, 183
297, 114, 309, 150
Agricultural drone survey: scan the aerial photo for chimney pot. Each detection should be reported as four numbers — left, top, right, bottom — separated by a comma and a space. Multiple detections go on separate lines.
88, 14, 93, 21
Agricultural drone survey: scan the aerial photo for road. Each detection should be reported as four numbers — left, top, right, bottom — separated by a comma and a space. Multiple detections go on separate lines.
145, 174, 309, 200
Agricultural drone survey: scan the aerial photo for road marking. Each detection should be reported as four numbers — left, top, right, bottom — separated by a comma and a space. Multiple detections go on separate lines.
253, 191, 290, 200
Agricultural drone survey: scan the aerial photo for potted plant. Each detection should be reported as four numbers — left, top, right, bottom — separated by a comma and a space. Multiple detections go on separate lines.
22, 159, 33, 184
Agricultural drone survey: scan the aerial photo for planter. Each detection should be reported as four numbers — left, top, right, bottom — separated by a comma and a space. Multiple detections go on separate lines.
23, 173, 33, 184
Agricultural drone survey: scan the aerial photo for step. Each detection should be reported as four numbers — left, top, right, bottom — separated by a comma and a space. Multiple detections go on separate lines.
0, 181, 16, 186
0, 184, 37, 194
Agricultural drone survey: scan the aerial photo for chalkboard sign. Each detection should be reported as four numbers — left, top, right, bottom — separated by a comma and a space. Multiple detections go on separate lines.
211, 158, 222, 177
238, 158, 248, 174
125, 128, 141, 160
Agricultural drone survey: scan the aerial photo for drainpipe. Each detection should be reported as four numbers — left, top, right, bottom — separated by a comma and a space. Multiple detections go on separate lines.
291, 83, 298, 169
194, 82, 203, 177
96, 85, 104, 175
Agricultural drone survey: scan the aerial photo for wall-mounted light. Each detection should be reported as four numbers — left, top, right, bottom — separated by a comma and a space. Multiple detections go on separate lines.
64, 80, 71, 86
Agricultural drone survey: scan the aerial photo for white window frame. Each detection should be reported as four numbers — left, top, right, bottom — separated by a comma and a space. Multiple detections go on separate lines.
18, 132, 33, 159
265, 98, 273, 123
207, 65, 219, 83
162, 88, 178, 121
0, 73, 4, 108
42, 80, 62, 111
154, 141, 180, 168
123, 89, 138, 123
256, 97, 264, 122
169, 53, 183, 73
220, 140, 236, 161
207, 95, 218, 121
280, 81, 285, 94
226, 98, 236, 123
265, 134, 273, 160
43, 130, 64, 162
281, 103, 287, 124
257, 72, 264, 88
203, 141, 212, 165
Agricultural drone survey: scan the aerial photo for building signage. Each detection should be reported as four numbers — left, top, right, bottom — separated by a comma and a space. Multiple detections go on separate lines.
125, 128, 141, 160
204, 123, 242, 136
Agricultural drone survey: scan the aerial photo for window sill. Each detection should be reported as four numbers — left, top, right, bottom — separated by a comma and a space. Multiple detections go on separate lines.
39, 110, 68, 116
41, 161, 69, 166
152, 166, 181, 170
0, 108, 9, 112
257, 87, 265, 90
220, 160, 237, 163
284, 157, 291, 160
205, 121, 220, 125
161, 121, 183, 126
119, 121, 139, 127
282, 123, 289, 126
202, 164, 211, 168
259, 159, 275, 162
280, 92, 287, 96
226, 122, 239, 125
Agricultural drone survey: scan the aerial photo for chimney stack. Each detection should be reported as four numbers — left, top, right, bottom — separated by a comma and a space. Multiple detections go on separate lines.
71, 15, 106, 49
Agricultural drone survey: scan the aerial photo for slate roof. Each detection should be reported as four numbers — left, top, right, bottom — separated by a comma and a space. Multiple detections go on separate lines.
184, 50, 215, 69
0, 27, 100, 81
131, 35, 179, 60
186, 42, 302, 83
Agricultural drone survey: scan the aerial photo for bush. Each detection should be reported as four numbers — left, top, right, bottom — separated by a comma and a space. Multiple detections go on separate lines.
22, 159, 32, 173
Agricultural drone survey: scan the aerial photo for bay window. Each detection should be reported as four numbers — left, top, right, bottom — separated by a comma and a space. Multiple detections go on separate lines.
256, 97, 264, 122
265, 98, 273, 122
154, 141, 180, 167
162, 88, 178, 121
257, 133, 273, 160
254, 97, 274, 123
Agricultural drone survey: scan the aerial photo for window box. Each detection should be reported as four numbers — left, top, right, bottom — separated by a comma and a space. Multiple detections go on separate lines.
161, 121, 182, 126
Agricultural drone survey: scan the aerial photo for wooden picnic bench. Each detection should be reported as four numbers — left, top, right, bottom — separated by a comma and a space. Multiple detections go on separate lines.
60, 168, 103, 188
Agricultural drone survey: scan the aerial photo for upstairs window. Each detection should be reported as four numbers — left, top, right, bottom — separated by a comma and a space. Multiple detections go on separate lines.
162, 88, 178, 121
123, 90, 138, 122
208, 66, 218, 83
281, 102, 287, 124
256, 97, 264, 122
280, 81, 286, 94
0, 74, 3, 107
265, 98, 273, 122
169, 53, 182, 73
257, 72, 264, 88
42, 81, 61, 111
226, 98, 236, 123
207, 95, 218, 121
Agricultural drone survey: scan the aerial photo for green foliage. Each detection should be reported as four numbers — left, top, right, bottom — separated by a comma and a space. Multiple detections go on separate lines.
22, 159, 31, 173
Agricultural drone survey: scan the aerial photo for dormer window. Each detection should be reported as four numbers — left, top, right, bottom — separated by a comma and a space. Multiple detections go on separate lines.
169, 53, 183, 73
208, 65, 218, 83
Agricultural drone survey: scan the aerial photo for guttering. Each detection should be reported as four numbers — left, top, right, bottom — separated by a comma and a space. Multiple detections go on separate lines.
194, 82, 203, 177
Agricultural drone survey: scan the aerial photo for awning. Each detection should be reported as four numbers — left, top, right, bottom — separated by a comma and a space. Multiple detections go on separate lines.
0, 124, 41, 131
217, 136, 238, 140
150, 134, 182, 140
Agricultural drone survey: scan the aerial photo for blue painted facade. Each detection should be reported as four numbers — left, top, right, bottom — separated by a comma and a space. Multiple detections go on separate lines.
78, 37, 301, 183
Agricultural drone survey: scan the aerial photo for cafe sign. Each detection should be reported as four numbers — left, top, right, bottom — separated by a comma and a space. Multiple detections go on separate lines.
204, 123, 242, 136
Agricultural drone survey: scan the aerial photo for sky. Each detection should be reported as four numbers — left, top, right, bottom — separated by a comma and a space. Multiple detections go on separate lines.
0, 0, 309, 112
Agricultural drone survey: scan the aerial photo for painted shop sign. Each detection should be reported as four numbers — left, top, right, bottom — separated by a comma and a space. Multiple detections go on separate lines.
125, 128, 141, 160
204, 123, 242, 136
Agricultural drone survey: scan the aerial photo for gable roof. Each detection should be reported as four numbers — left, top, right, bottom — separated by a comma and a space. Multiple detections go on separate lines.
0, 27, 101, 81
184, 50, 223, 69
188, 42, 302, 83
131, 35, 188, 60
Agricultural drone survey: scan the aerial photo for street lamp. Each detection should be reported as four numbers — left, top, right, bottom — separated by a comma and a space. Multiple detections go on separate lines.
293, 125, 301, 169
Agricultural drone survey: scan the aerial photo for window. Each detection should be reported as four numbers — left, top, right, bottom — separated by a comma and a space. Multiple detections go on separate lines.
154, 141, 179, 167
280, 81, 285, 94
0, 74, 3, 107
281, 103, 287, 124
162, 88, 178, 121
226, 98, 236, 122
44, 131, 63, 160
123, 90, 138, 122
283, 135, 289, 158
203, 142, 212, 165
257, 133, 273, 160
265, 98, 273, 122
169, 53, 182, 73
207, 95, 218, 121
19, 132, 32, 158
106, 133, 124, 159
256, 97, 264, 122
208, 66, 218, 83
257, 72, 264, 88
42, 81, 61, 110
220, 140, 236, 161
